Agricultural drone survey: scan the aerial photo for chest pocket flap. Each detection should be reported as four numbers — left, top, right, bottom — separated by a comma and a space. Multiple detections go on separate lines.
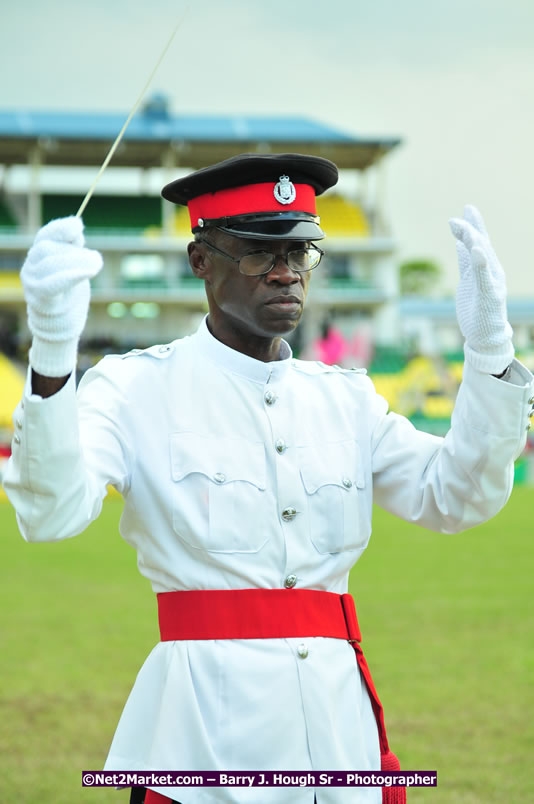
171, 432, 266, 488
299, 439, 365, 494
298, 439, 367, 554
170, 432, 268, 553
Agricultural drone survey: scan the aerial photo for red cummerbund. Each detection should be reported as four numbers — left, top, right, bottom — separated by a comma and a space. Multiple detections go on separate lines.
157, 588, 361, 643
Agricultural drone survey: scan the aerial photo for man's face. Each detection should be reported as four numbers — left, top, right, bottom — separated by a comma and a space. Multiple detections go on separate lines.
188, 229, 313, 344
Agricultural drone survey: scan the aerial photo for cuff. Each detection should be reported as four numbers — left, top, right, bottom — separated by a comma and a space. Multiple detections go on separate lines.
29, 335, 79, 378
457, 359, 534, 439
464, 340, 515, 375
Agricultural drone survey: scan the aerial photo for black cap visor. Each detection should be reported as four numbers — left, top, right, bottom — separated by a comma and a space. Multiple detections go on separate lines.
196, 212, 325, 241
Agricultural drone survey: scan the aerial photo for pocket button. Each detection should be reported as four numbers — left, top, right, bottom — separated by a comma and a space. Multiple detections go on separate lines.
282, 507, 297, 521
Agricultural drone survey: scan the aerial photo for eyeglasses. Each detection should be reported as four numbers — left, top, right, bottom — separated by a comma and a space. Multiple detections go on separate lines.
199, 238, 324, 276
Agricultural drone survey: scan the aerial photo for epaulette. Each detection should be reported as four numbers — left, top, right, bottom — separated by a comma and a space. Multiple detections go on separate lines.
119, 342, 176, 360
291, 359, 367, 375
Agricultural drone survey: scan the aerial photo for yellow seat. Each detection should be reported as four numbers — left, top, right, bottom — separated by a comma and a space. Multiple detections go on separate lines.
0, 272, 22, 289
0, 354, 24, 431
316, 195, 369, 237
423, 395, 455, 419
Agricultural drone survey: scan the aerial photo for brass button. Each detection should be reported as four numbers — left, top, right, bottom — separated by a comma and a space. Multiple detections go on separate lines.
297, 644, 308, 659
342, 477, 353, 489
529, 395, 534, 405
264, 390, 277, 405
213, 473, 226, 483
284, 574, 297, 588
281, 507, 297, 521
527, 422, 532, 431
15, 419, 23, 430
275, 439, 286, 454
13, 433, 20, 445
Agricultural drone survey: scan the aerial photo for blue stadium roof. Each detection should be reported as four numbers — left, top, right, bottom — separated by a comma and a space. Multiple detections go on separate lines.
0, 100, 401, 170
0, 109, 373, 144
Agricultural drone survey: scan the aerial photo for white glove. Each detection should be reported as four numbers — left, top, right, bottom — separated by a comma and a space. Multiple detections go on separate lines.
449, 204, 514, 375
20, 216, 103, 377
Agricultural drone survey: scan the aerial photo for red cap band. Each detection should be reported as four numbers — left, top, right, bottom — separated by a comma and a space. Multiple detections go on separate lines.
187, 182, 316, 228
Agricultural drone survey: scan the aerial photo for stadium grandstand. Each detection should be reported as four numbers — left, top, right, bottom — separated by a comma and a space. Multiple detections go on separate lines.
1, 96, 533, 483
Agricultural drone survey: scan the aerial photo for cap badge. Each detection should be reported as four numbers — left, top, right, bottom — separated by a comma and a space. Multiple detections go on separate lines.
274, 175, 296, 205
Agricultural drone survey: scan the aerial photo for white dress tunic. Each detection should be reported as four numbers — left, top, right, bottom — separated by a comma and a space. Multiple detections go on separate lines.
4, 318, 534, 802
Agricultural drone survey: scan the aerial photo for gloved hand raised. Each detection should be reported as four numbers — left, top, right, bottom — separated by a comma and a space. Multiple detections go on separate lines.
20, 216, 103, 377
449, 204, 514, 375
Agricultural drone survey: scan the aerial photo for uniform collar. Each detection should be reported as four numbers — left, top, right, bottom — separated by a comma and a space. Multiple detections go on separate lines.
195, 316, 293, 384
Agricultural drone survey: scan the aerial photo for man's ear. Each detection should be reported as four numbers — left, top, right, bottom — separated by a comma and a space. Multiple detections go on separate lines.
188, 241, 210, 280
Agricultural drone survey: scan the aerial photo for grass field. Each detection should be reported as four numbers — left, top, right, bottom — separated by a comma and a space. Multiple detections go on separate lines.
1, 489, 533, 803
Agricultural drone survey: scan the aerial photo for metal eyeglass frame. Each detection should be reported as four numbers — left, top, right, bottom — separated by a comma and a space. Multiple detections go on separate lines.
198, 237, 325, 276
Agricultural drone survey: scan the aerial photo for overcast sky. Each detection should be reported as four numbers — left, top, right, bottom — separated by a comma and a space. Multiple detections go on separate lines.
2, 0, 533, 295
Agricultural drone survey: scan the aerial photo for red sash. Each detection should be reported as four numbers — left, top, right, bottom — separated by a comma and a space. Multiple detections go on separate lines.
151, 588, 405, 804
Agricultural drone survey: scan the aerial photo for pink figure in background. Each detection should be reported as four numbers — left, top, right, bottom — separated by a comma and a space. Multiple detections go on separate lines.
304, 321, 373, 369
316, 325, 347, 365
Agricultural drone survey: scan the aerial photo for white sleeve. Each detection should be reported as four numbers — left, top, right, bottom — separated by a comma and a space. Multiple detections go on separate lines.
3, 359, 134, 542
370, 359, 534, 533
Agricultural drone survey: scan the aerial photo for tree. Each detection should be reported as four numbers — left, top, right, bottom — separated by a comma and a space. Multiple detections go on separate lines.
400, 259, 442, 295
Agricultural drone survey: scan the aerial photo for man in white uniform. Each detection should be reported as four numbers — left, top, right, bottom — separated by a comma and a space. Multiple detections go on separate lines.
4, 153, 534, 804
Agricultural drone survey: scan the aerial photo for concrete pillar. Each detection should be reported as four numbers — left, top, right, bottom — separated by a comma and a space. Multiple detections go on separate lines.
161, 147, 176, 237
28, 145, 42, 232
373, 253, 400, 297
372, 301, 400, 346
374, 157, 388, 236
371, 253, 400, 346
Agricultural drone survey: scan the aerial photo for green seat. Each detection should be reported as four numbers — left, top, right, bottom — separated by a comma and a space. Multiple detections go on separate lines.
42, 194, 162, 231
369, 347, 409, 374
0, 198, 17, 228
